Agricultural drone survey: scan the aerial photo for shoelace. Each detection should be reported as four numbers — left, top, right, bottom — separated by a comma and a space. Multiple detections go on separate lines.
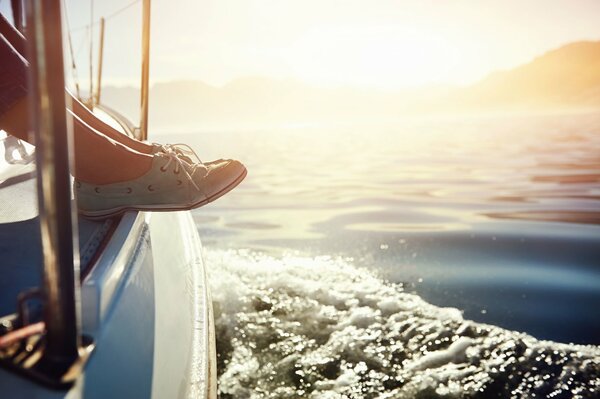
159, 151, 201, 192
162, 143, 203, 164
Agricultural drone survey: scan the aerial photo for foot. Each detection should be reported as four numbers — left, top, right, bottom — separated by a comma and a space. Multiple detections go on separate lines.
75, 152, 246, 219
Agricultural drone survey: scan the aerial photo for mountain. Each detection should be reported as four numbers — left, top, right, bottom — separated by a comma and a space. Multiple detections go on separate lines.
452, 41, 600, 109
101, 41, 600, 128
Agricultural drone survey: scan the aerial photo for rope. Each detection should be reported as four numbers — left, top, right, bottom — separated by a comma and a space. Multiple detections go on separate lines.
74, 28, 90, 60
63, 0, 144, 103
62, 0, 81, 99
105, 0, 142, 21
88, 0, 94, 105
70, 0, 142, 32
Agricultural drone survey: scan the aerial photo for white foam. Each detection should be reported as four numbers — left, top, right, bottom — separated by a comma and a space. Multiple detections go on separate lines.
408, 336, 473, 371
206, 249, 600, 398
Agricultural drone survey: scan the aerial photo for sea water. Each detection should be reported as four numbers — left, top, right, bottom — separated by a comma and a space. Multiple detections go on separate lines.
158, 111, 600, 398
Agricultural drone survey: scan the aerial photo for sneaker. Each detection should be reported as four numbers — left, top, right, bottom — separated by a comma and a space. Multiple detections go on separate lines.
150, 142, 200, 164
151, 143, 228, 168
75, 152, 246, 220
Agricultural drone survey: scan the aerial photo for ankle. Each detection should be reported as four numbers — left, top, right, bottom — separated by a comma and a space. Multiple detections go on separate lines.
129, 140, 154, 154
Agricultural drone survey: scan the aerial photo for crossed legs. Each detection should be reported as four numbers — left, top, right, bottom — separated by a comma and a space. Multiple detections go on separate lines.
1, 97, 153, 184
0, 14, 155, 184
0, 12, 247, 219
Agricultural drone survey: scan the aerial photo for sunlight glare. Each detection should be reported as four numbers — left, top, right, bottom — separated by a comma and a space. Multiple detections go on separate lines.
290, 26, 460, 89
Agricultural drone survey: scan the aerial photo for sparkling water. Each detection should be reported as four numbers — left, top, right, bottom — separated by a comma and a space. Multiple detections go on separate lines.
158, 111, 600, 398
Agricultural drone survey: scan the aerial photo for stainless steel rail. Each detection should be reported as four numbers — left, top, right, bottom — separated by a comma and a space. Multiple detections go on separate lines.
26, 0, 81, 365
139, 0, 151, 140
94, 17, 105, 106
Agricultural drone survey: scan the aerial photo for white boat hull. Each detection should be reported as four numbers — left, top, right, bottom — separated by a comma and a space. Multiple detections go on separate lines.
0, 210, 217, 398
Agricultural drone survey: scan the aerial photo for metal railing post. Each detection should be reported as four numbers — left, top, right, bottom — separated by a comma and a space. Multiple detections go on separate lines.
94, 17, 105, 106
139, 0, 151, 140
26, 0, 81, 365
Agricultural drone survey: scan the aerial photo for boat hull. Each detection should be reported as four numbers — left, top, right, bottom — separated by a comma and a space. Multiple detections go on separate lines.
0, 210, 216, 398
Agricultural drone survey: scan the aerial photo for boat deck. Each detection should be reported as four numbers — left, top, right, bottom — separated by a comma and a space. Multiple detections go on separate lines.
1, 123, 215, 397
0, 133, 112, 317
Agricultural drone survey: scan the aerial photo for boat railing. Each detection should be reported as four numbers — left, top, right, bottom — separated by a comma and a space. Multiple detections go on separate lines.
71, 0, 152, 142
0, 0, 95, 387
0, 0, 152, 388
28, 0, 81, 366
139, 0, 151, 141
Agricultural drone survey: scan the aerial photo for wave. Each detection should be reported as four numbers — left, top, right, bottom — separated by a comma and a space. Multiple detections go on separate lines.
206, 249, 600, 398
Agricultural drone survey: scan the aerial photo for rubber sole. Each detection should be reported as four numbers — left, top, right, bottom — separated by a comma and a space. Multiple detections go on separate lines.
79, 166, 247, 220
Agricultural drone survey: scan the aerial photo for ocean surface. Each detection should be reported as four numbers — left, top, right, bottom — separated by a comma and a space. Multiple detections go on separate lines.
158, 111, 600, 398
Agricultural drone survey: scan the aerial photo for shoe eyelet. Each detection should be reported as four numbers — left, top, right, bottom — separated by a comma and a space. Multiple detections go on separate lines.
174, 169, 180, 174
177, 180, 182, 186
147, 185, 155, 191
126, 187, 132, 194
160, 166, 167, 172
94, 187, 100, 193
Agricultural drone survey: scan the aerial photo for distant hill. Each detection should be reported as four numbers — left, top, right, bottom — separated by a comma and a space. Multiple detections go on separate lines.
101, 41, 600, 128
452, 41, 600, 109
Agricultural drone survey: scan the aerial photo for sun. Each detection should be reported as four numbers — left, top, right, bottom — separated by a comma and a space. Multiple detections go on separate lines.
288, 26, 461, 89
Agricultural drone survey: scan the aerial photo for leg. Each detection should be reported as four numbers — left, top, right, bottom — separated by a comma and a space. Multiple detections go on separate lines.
0, 29, 152, 184
0, 30, 28, 139
0, 97, 152, 184
0, 14, 153, 154
0, 14, 246, 217
68, 109, 153, 184
69, 94, 153, 154
0, 13, 24, 56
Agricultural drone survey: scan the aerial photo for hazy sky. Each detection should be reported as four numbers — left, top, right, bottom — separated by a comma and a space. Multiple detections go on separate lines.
3, 0, 600, 89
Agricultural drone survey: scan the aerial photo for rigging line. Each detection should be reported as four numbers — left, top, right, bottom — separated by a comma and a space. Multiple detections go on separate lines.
104, 0, 142, 21
74, 28, 89, 60
71, 20, 98, 33
89, 0, 94, 104
70, 0, 142, 32
71, 30, 89, 80
62, 0, 81, 99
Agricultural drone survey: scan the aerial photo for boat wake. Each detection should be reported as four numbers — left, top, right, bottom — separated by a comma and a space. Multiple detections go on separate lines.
206, 249, 600, 399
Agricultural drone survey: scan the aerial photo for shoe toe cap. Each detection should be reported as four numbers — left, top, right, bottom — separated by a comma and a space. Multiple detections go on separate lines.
198, 159, 246, 197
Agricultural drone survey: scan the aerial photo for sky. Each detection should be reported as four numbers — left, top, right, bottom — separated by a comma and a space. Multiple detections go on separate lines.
3, 0, 600, 90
